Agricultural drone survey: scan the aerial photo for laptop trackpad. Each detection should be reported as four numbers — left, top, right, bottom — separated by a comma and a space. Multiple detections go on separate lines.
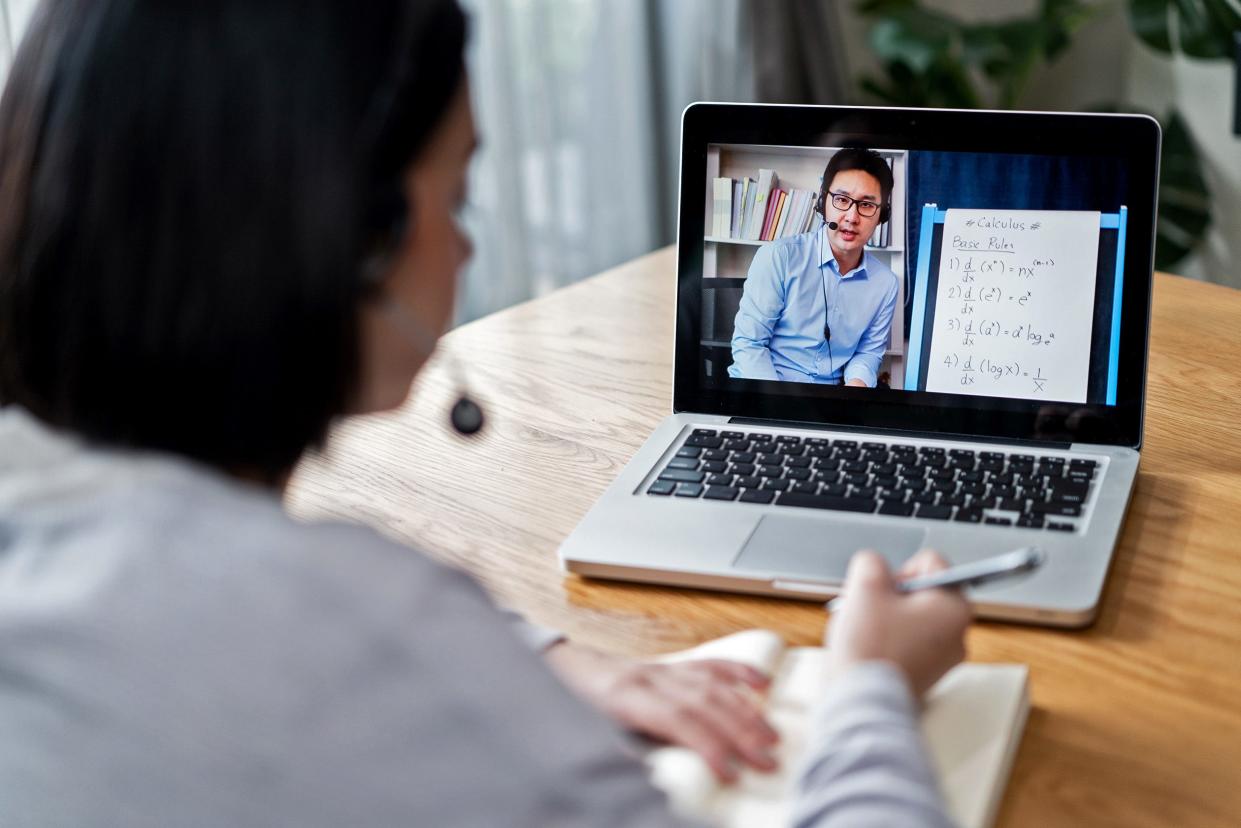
733, 515, 927, 582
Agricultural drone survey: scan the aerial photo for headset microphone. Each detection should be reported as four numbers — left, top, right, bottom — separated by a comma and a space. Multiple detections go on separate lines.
381, 297, 485, 436
827, 220, 839, 231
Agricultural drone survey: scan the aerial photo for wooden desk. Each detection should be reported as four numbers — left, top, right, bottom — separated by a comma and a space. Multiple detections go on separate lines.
287, 246, 1241, 827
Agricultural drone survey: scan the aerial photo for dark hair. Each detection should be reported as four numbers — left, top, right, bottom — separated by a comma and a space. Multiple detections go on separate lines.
0, 0, 467, 480
818, 146, 894, 223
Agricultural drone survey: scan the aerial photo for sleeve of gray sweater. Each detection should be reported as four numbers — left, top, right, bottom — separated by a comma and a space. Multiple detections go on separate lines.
0, 410, 953, 827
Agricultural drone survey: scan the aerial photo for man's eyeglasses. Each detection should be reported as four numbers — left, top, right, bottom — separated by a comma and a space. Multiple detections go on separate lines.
829, 192, 882, 218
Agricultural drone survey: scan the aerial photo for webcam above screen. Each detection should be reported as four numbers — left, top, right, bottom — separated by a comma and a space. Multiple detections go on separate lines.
673, 103, 1159, 449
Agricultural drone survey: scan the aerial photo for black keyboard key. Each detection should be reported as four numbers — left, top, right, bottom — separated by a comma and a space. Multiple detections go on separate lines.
1069, 458, 1097, 470
815, 471, 843, 485
930, 479, 956, 493
850, 486, 877, 500
940, 493, 967, 507
1066, 467, 1095, 481
675, 446, 702, 459
647, 480, 676, 495
948, 457, 976, 471
862, 442, 888, 451
758, 465, 783, 478
820, 482, 848, 497
1050, 489, 1088, 505
872, 475, 898, 489
958, 470, 984, 483
732, 451, 757, 464
1040, 455, 1066, 466
1030, 502, 1082, 517
702, 460, 727, 473
954, 508, 983, 523
786, 468, 813, 481
685, 434, 723, 448
949, 448, 975, 459
757, 453, 783, 465
991, 485, 1017, 499
892, 444, 916, 453
740, 489, 775, 504
674, 482, 703, 497
706, 473, 734, 486
762, 479, 791, 491
703, 449, 729, 461
776, 492, 876, 513
777, 444, 806, 457
1047, 521, 1075, 532
703, 486, 740, 501
980, 451, 1005, 461
730, 463, 756, 477
786, 456, 812, 468
879, 500, 915, 516
984, 516, 1013, 526
832, 439, 858, 449
920, 455, 947, 468
723, 439, 751, 452
775, 435, 801, 444
997, 497, 1025, 511
667, 457, 699, 470
735, 476, 762, 489
909, 491, 937, 504
658, 469, 705, 483
691, 428, 718, 436
1008, 453, 1035, 464
813, 457, 842, 471
915, 504, 953, 520
805, 437, 829, 446
806, 447, 834, 459
836, 449, 861, 462
960, 481, 986, 496
790, 481, 819, 494
720, 430, 745, 439
978, 459, 1005, 473
928, 467, 955, 480
1016, 513, 1044, 528
919, 445, 946, 455
871, 463, 897, 476
843, 460, 869, 473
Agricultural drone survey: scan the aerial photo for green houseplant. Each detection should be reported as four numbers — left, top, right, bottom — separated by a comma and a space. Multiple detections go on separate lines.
854, 0, 1221, 271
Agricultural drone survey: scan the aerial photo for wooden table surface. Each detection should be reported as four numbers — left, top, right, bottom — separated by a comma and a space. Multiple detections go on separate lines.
287, 246, 1241, 827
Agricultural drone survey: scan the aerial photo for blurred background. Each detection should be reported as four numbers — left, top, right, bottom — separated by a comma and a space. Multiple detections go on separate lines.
3, 0, 1237, 324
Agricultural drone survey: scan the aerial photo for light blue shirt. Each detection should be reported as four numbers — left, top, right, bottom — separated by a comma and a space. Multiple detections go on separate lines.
728, 229, 899, 387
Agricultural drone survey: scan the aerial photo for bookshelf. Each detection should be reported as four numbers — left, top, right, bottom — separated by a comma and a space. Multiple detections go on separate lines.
701, 143, 909, 388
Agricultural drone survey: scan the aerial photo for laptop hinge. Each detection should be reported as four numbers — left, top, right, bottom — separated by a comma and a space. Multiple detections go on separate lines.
726, 416, 1073, 450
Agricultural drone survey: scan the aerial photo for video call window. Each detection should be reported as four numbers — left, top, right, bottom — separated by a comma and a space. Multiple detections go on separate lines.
700, 143, 1128, 407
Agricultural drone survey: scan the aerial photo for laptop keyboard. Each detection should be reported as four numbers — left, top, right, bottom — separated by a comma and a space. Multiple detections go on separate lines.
645, 428, 1100, 532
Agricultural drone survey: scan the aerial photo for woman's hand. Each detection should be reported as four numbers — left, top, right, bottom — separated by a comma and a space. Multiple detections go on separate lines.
543, 642, 780, 783
827, 549, 972, 698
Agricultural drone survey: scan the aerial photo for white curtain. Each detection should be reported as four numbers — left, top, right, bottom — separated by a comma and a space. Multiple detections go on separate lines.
457, 0, 753, 322
0, 0, 35, 87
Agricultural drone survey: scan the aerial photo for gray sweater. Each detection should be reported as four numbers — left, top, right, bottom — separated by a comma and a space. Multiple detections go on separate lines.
0, 407, 951, 827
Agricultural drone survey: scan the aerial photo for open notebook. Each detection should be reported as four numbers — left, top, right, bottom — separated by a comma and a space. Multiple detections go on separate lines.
645, 630, 1029, 828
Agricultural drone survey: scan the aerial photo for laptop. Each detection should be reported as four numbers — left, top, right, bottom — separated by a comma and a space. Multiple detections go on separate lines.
559, 103, 1159, 627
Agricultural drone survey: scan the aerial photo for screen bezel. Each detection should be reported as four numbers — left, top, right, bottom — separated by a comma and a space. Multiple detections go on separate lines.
674, 103, 1158, 449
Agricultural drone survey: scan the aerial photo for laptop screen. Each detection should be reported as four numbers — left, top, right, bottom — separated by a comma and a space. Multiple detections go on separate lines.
675, 105, 1159, 448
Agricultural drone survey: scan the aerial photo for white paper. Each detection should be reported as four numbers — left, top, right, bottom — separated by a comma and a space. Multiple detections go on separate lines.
924, 209, 1101, 403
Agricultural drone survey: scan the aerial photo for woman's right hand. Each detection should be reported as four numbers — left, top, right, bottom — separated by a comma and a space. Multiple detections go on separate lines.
826, 549, 972, 698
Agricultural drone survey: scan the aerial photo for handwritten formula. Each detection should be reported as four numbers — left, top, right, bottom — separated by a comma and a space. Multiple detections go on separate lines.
924, 209, 1101, 402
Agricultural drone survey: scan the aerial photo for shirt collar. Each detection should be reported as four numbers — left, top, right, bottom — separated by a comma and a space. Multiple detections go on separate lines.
819, 227, 869, 280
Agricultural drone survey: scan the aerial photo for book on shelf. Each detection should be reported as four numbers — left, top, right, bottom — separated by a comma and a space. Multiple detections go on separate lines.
730, 180, 742, 239
746, 168, 777, 240
712, 177, 733, 238
645, 629, 1030, 828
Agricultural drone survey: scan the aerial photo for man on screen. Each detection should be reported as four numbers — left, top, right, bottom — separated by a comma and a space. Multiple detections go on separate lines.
729, 147, 899, 387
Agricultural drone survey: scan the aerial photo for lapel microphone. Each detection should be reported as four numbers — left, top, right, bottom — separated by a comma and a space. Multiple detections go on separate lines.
381, 297, 485, 436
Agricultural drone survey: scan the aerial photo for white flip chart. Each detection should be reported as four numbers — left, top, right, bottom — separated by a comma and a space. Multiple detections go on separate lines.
923, 209, 1101, 403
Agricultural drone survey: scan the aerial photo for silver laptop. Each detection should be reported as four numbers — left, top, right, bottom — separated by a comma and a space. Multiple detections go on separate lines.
560, 103, 1160, 627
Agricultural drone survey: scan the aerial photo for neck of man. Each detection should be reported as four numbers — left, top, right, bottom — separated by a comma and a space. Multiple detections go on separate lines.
827, 231, 863, 275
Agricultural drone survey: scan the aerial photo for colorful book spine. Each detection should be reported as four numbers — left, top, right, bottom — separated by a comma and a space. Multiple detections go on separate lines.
712, 177, 732, 238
